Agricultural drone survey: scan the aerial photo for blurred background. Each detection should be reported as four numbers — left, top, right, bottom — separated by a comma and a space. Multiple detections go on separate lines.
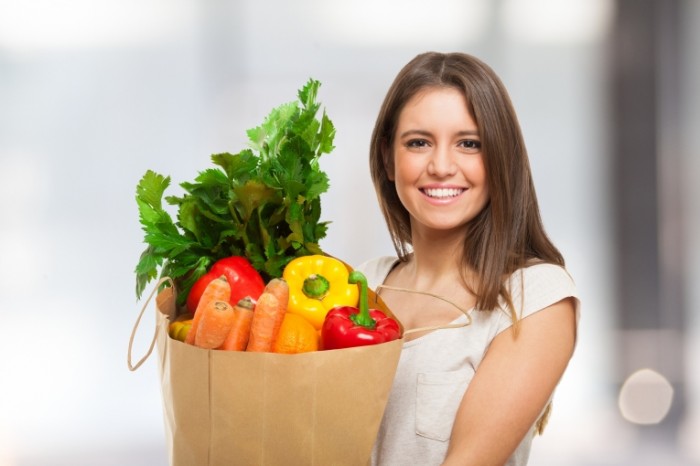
0, 0, 698, 464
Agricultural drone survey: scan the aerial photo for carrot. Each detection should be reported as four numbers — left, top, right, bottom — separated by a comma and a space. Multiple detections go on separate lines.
185, 275, 231, 345
263, 278, 289, 311
246, 280, 288, 352
219, 297, 255, 351
194, 300, 235, 349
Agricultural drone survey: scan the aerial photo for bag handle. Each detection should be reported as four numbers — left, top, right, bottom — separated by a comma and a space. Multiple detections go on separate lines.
127, 276, 175, 371
375, 284, 473, 336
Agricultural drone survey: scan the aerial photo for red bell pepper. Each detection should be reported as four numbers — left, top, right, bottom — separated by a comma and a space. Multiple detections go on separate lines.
321, 270, 401, 350
186, 256, 265, 313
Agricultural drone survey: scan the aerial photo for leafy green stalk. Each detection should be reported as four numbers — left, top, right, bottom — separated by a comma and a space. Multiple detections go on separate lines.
135, 79, 335, 305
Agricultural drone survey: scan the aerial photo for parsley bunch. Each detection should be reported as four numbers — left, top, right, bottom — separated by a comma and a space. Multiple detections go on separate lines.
135, 79, 335, 303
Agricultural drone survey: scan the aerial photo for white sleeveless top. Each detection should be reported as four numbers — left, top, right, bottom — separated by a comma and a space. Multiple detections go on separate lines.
356, 256, 580, 466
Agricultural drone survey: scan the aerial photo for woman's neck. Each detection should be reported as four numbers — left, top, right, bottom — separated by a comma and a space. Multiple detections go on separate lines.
401, 229, 467, 291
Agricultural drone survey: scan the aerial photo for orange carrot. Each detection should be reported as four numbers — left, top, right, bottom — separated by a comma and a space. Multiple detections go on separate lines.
246, 283, 287, 352
219, 297, 255, 351
185, 275, 231, 345
263, 278, 289, 311
194, 301, 235, 349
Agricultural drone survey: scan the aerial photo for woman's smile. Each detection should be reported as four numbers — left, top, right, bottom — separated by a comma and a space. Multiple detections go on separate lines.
420, 185, 467, 202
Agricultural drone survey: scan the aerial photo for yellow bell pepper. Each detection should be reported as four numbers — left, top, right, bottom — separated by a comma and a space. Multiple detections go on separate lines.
168, 319, 193, 342
282, 255, 359, 330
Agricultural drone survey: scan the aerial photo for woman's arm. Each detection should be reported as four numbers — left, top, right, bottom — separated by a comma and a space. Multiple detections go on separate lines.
442, 297, 577, 466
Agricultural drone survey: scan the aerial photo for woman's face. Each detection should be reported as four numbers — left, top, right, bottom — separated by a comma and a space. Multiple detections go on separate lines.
388, 86, 489, 237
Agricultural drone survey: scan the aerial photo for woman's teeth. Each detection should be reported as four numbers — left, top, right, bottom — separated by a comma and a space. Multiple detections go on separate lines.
423, 188, 464, 199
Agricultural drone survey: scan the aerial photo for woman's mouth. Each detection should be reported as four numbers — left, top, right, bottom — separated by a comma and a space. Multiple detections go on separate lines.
421, 187, 465, 199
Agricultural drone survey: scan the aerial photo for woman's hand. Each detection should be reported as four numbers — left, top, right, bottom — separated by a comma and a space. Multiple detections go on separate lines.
442, 297, 577, 466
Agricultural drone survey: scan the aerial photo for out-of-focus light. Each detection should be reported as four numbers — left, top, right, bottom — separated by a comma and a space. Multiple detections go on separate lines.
618, 368, 674, 425
316, 0, 489, 47
501, 0, 614, 45
0, 0, 194, 52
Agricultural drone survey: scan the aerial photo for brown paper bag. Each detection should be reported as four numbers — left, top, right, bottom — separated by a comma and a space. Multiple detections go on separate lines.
129, 277, 403, 466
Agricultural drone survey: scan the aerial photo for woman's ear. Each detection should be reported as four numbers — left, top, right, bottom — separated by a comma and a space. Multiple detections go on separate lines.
381, 141, 395, 181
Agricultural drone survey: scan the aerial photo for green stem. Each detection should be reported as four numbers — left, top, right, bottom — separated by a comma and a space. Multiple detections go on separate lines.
302, 274, 330, 299
348, 270, 376, 329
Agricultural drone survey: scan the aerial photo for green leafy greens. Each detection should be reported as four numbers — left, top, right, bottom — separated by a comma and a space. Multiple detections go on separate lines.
135, 79, 335, 304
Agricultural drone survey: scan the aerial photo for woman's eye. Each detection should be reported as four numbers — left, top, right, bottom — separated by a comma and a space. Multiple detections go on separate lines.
406, 139, 429, 148
459, 139, 482, 152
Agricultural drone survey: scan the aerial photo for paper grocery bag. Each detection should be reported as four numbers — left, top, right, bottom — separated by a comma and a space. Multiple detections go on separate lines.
131, 279, 403, 466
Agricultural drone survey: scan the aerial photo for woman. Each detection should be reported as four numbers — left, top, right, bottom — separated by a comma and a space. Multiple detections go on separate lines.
357, 52, 580, 465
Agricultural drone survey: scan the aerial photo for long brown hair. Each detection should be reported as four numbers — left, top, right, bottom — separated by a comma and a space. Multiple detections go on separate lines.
369, 52, 564, 316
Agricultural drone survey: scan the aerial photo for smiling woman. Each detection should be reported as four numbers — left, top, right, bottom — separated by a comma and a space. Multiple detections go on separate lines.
357, 52, 580, 466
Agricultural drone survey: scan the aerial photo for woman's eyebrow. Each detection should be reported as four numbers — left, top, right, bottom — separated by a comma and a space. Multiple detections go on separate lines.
455, 129, 480, 137
398, 129, 431, 138
398, 129, 480, 138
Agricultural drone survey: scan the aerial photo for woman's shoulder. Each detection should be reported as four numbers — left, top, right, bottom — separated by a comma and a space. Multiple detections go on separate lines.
354, 256, 400, 290
505, 261, 579, 319
514, 262, 576, 288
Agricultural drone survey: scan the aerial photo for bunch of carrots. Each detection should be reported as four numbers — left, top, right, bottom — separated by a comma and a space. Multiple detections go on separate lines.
175, 275, 294, 353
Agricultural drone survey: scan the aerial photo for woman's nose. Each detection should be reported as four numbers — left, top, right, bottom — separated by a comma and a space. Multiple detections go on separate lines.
427, 146, 457, 177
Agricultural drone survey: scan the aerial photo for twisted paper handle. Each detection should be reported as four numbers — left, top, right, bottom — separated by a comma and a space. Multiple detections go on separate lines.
375, 284, 473, 336
127, 276, 175, 371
